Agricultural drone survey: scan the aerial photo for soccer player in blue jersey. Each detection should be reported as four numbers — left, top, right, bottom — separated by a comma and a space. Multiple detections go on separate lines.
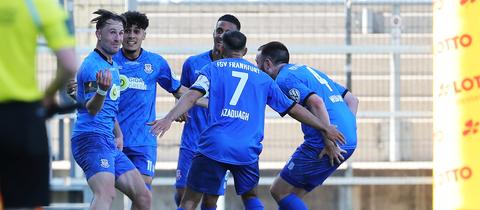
71, 10, 151, 210
176, 14, 241, 209
114, 10, 183, 197
255, 41, 359, 210
149, 31, 345, 210
66, 11, 207, 205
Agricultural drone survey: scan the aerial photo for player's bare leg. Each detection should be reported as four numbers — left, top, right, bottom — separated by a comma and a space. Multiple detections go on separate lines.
241, 187, 264, 210
179, 187, 203, 210
87, 172, 116, 210
116, 169, 152, 210
270, 176, 307, 202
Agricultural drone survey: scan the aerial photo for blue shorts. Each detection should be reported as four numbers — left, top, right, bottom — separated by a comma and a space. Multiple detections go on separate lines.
175, 148, 195, 189
176, 149, 228, 195
280, 146, 356, 192
71, 133, 136, 180
123, 145, 157, 177
187, 153, 257, 195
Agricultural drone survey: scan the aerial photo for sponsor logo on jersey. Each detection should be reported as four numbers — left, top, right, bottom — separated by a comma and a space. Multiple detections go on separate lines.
110, 84, 120, 100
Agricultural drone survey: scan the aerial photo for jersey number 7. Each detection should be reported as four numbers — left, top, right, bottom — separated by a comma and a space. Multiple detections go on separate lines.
229, 71, 249, 106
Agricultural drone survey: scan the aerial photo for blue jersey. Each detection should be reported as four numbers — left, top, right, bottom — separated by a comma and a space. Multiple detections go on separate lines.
191, 58, 295, 165
73, 49, 121, 139
276, 64, 357, 151
179, 50, 212, 151
114, 49, 181, 147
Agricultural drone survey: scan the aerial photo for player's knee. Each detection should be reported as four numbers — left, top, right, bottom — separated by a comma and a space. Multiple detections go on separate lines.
201, 195, 218, 208
241, 189, 258, 201
133, 190, 152, 210
269, 184, 283, 202
94, 188, 116, 203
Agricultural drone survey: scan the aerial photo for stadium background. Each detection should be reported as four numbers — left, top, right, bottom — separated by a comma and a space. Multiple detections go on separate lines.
39, 0, 432, 209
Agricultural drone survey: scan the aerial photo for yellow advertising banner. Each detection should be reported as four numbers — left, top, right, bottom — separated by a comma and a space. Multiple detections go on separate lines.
433, 0, 480, 209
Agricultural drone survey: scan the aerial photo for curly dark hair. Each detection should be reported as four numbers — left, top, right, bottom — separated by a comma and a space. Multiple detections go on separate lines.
122, 11, 149, 30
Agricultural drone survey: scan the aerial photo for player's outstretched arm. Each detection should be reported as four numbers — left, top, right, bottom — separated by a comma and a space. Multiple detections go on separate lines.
305, 94, 347, 163
305, 94, 331, 127
173, 86, 209, 108
343, 91, 359, 116
148, 89, 204, 137
287, 103, 346, 145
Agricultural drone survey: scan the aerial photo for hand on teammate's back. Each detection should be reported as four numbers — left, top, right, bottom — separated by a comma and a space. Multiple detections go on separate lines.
319, 140, 347, 166
323, 124, 346, 145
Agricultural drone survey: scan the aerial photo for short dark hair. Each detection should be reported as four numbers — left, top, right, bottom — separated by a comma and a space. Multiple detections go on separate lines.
217, 14, 241, 31
222, 31, 246, 51
258, 41, 290, 65
91, 9, 126, 30
122, 11, 149, 30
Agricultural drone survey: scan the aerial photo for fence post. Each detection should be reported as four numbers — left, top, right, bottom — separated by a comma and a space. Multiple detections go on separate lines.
389, 4, 401, 161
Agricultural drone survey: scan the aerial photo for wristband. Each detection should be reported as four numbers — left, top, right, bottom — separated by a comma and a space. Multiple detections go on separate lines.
96, 88, 107, 96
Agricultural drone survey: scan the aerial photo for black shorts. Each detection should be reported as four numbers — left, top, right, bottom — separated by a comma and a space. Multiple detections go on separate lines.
0, 101, 50, 208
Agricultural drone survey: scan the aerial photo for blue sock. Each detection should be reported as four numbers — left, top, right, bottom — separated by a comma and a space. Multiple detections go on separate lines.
201, 204, 217, 210
174, 192, 181, 207
243, 197, 264, 210
278, 194, 307, 210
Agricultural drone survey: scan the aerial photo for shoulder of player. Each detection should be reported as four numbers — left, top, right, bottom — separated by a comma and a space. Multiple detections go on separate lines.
79, 52, 101, 69
184, 51, 208, 65
143, 50, 169, 65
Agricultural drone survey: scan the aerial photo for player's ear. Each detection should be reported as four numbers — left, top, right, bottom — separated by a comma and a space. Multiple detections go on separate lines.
265, 57, 274, 69
96, 30, 101, 40
242, 48, 248, 56
142, 30, 146, 40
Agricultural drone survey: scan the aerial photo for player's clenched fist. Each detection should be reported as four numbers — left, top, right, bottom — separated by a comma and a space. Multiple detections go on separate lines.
96, 69, 112, 91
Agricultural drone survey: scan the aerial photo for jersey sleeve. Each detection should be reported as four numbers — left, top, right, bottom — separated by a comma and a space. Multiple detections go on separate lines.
76, 62, 98, 105
333, 81, 349, 97
277, 73, 318, 106
35, 0, 75, 51
190, 64, 212, 96
267, 79, 295, 117
156, 56, 181, 93
180, 58, 192, 87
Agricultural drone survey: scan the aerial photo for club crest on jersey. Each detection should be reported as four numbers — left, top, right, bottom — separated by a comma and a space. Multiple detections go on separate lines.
176, 169, 182, 181
100, 159, 110, 168
144, 64, 153, 74
288, 88, 301, 103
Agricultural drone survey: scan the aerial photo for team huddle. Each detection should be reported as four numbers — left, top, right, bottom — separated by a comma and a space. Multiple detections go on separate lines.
70, 9, 358, 210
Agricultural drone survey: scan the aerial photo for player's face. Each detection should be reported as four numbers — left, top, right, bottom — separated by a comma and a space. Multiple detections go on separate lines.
255, 53, 266, 71
97, 19, 124, 55
256, 53, 274, 78
213, 21, 239, 52
123, 24, 145, 52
